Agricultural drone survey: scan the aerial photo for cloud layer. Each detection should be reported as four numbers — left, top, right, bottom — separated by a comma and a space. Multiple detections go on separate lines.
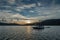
0, 0, 60, 21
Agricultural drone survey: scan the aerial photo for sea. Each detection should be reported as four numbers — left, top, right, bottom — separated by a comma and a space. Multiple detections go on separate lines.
0, 25, 60, 40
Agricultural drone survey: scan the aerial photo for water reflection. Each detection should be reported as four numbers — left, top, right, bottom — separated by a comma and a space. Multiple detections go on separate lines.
24, 26, 44, 40
25, 26, 32, 40
26, 26, 32, 34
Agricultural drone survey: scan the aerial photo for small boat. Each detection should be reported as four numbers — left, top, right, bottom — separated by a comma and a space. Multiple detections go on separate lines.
33, 25, 44, 29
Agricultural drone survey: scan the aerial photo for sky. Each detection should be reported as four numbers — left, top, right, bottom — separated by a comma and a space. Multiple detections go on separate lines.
0, 0, 60, 20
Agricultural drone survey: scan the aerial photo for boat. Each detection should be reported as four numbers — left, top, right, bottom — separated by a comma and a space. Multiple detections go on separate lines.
33, 25, 44, 29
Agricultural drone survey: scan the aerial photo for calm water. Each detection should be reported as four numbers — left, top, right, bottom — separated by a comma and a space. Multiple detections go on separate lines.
0, 26, 60, 40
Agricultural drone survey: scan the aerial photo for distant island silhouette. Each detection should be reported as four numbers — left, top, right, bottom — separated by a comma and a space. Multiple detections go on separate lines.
0, 19, 60, 26
39, 19, 60, 25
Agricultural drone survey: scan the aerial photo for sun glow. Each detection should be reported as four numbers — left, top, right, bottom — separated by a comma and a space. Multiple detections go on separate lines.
26, 20, 31, 23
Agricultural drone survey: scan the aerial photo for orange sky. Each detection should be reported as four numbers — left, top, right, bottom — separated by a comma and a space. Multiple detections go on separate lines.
12, 20, 39, 24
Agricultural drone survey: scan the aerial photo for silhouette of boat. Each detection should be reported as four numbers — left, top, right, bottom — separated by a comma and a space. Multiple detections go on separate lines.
33, 25, 44, 29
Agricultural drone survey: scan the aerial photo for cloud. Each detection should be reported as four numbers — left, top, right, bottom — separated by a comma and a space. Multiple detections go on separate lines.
11, 13, 27, 19
23, 3, 36, 8
0, 11, 13, 18
13, 3, 37, 13
0, 0, 60, 21
15, 8, 22, 12
28, 6, 60, 20
0, 10, 27, 19
29, 10, 35, 13
8, 0, 15, 4
16, 3, 36, 9
16, 6, 60, 20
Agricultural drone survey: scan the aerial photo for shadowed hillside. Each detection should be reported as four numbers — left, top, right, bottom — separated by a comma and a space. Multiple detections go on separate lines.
40, 19, 60, 25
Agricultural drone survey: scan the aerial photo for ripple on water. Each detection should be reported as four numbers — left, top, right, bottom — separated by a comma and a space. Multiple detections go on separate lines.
0, 26, 60, 40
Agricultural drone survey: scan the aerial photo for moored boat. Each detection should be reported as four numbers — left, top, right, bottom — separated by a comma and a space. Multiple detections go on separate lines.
33, 25, 44, 29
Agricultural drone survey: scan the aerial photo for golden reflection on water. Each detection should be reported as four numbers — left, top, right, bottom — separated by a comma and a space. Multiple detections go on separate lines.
25, 26, 32, 40
26, 26, 32, 34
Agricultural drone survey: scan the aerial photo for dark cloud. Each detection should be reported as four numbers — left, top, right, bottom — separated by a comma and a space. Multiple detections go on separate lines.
0, 0, 60, 6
